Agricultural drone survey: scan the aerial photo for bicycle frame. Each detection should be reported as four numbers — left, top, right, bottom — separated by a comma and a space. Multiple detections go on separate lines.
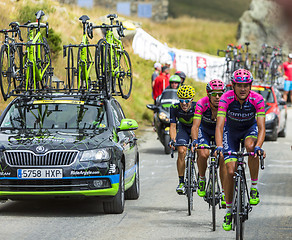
77, 34, 94, 89
25, 28, 50, 90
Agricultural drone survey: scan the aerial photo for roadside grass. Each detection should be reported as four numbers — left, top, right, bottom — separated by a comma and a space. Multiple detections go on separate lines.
0, 0, 238, 126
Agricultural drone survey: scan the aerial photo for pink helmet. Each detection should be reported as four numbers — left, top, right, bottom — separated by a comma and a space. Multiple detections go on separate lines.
206, 79, 225, 93
231, 69, 253, 84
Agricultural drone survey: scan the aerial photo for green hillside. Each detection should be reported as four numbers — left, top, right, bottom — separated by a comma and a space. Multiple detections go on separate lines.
169, 0, 252, 22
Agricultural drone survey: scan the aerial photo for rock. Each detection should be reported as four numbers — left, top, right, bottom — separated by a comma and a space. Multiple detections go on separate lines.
238, 0, 291, 54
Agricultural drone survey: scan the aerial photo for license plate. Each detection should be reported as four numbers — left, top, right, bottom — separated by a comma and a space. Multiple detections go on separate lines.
17, 169, 63, 179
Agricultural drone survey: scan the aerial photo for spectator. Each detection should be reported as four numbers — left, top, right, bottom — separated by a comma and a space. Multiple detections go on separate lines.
152, 62, 161, 89
282, 53, 292, 105
153, 66, 170, 102
165, 75, 181, 90
175, 71, 187, 84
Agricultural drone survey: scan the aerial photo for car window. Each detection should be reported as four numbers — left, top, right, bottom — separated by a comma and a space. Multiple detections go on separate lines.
252, 87, 274, 103
0, 101, 107, 130
110, 100, 125, 126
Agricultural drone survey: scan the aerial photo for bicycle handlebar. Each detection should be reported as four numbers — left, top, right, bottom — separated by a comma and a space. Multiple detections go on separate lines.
223, 151, 265, 169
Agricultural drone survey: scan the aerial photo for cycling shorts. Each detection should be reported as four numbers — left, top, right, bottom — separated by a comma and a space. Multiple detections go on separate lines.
223, 122, 258, 163
284, 80, 292, 91
198, 126, 215, 147
176, 123, 191, 146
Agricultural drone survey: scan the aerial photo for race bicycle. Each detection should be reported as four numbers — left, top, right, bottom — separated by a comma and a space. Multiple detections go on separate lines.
18, 10, 52, 92
0, 22, 24, 101
196, 142, 222, 231
223, 141, 264, 240
171, 143, 198, 216
89, 14, 133, 99
63, 15, 97, 91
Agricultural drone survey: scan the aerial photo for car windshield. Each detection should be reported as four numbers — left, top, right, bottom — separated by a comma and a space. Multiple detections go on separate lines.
251, 87, 274, 103
159, 89, 179, 105
0, 100, 107, 130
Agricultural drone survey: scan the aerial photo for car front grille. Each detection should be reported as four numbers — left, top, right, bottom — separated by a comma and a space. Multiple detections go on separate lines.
4, 150, 79, 166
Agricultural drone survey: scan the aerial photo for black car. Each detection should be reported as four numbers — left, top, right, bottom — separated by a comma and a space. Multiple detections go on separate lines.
0, 94, 139, 214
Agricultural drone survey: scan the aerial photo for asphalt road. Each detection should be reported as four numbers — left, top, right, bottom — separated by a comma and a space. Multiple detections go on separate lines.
0, 109, 291, 240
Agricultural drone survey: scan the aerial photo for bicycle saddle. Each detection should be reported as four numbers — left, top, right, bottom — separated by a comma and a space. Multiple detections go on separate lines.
107, 14, 118, 20
35, 10, 45, 20
79, 15, 90, 24
9, 22, 20, 29
27, 22, 47, 28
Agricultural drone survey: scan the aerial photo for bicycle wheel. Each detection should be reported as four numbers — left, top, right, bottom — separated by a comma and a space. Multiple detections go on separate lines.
186, 156, 194, 216
13, 45, 23, 89
117, 50, 132, 99
102, 44, 112, 98
235, 177, 244, 240
38, 37, 51, 88
66, 46, 76, 90
211, 164, 216, 231
95, 39, 104, 88
0, 45, 12, 101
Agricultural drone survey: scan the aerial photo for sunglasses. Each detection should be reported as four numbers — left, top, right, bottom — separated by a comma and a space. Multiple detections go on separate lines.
235, 76, 249, 82
179, 99, 192, 103
209, 92, 224, 97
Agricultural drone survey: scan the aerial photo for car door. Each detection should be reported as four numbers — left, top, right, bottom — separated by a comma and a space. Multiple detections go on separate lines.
110, 99, 137, 185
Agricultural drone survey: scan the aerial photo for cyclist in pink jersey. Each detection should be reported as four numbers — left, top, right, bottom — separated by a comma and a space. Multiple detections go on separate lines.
215, 69, 266, 231
191, 79, 227, 206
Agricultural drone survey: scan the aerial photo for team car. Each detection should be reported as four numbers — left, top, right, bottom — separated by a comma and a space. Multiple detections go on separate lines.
0, 94, 139, 214
251, 84, 287, 141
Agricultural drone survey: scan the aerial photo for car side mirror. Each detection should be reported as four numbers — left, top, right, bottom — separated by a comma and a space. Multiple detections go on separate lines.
279, 99, 287, 106
117, 119, 138, 132
146, 104, 159, 112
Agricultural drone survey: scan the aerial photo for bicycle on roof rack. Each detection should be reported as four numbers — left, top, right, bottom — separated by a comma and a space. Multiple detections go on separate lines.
63, 15, 98, 92
88, 14, 133, 99
0, 21, 24, 101
16, 10, 53, 93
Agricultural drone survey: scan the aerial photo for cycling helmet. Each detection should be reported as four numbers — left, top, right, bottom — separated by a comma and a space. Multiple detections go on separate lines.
177, 85, 195, 99
206, 79, 225, 93
175, 71, 186, 82
231, 69, 253, 84
169, 75, 181, 83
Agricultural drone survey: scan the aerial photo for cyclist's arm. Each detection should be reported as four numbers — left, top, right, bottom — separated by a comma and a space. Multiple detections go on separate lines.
256, 115, 265, 148
215, 115, 225, 148
169, 123, 177, 142
191, 118, 201, 141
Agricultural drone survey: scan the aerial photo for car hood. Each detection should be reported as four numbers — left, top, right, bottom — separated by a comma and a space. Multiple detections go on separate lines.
0, 129, 113, 152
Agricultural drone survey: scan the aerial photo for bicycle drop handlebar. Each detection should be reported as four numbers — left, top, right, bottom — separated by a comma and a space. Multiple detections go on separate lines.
223, 151, 265, 170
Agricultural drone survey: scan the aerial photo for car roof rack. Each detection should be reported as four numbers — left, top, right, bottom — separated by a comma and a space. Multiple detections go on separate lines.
9, 88, 107, 101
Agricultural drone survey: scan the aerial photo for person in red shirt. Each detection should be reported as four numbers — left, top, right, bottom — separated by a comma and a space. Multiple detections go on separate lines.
153, 66, 170, 102
282, 53, 292, 103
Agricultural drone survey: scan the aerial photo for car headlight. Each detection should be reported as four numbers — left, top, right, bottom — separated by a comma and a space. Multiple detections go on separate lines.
159, 112, 169, 122
265, 113, 276, 122
80, 149, 111, 162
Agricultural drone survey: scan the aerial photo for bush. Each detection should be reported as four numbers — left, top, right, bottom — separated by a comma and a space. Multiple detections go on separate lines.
17, 4, 55, 24
47, 28, 62, 56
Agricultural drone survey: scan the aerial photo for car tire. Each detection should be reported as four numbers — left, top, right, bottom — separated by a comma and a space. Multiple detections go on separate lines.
278, 122, 287, 138
103, 165, 125, 214
269, 125, 278, 141
125, 155, 140, 200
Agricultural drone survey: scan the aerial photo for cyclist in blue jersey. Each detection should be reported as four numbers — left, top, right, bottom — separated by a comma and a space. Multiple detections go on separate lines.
215, 69, 266, 231
169, 85, 196, 194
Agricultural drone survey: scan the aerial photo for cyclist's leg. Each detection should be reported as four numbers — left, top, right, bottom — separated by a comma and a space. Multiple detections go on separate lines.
244, 123, 260, 205
197, 127, 210, 197
222, 126, 241, 231
175, 123, 190, 193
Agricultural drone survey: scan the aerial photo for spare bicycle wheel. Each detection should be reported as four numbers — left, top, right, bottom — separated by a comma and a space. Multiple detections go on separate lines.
117, 50, 132, 99
0, 45, 12, 101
